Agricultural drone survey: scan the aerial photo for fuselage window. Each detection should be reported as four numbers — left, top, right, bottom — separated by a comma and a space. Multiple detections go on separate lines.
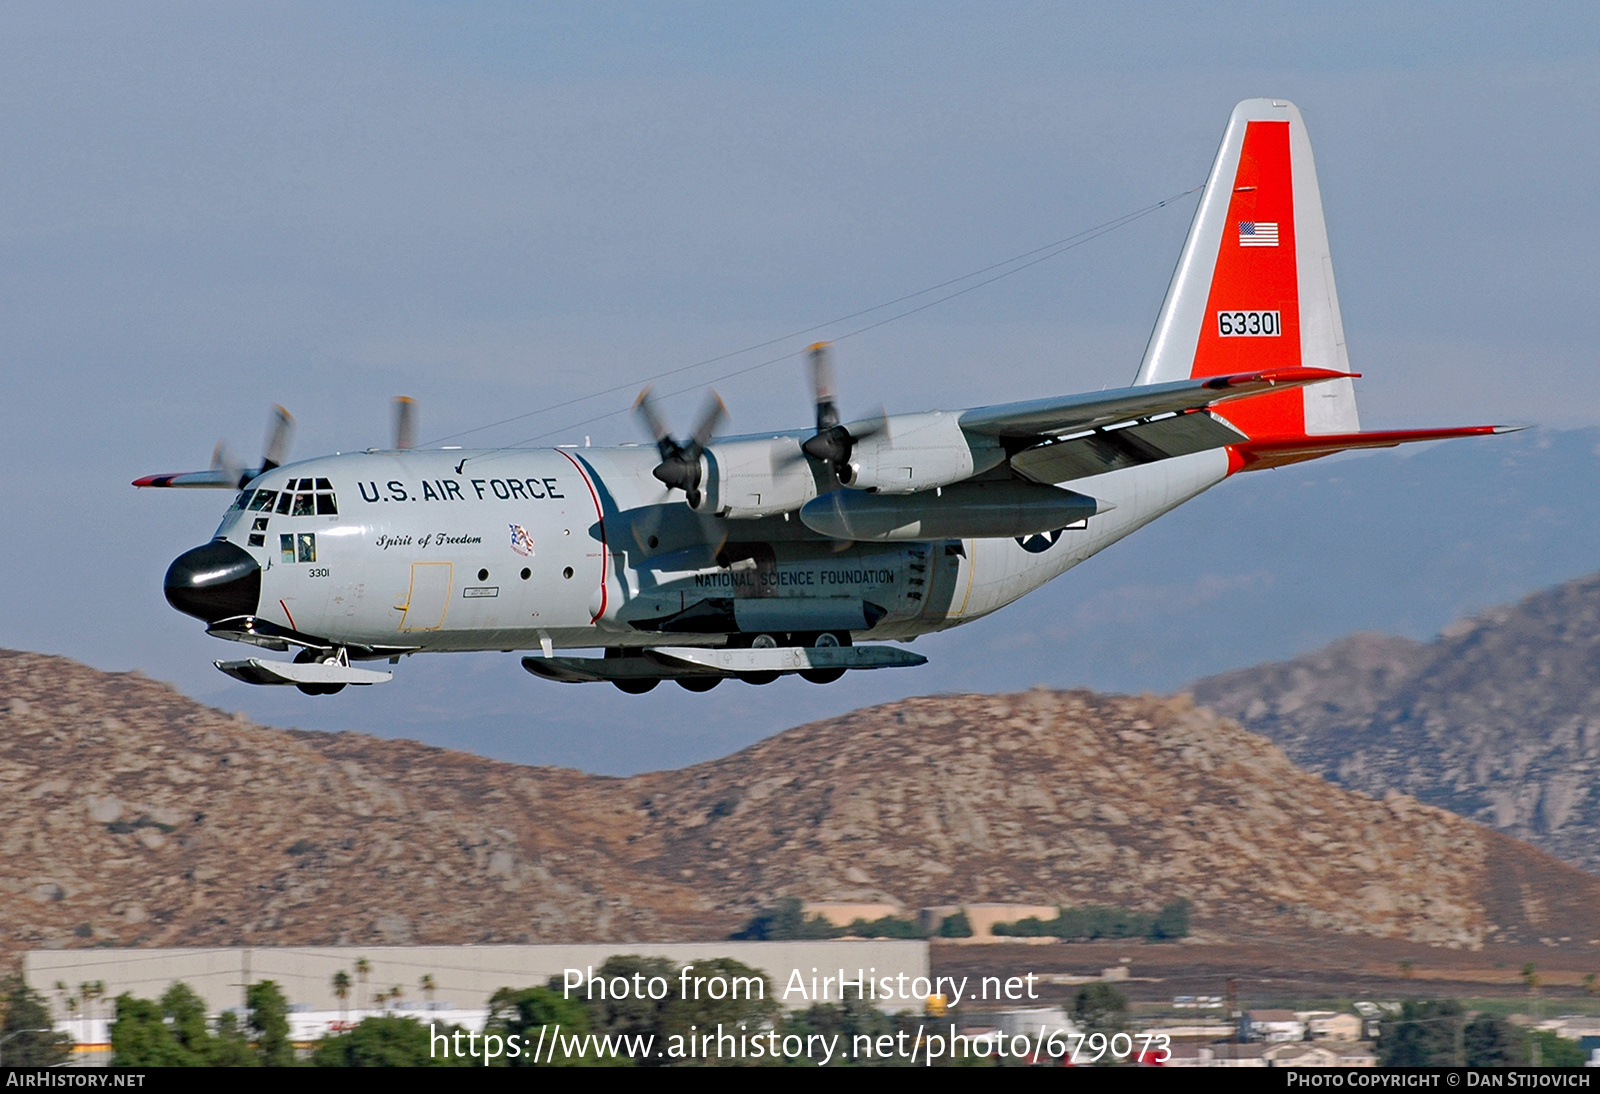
279, 534, 295, 563
297, 533, 317, 563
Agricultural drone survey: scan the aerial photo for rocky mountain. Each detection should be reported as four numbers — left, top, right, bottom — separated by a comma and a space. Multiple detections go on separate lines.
1193, 573, 1600, 875
2, 648, 1598, 958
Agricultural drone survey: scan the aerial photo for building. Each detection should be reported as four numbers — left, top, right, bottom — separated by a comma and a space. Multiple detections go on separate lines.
1240, 1010, 1307, 1043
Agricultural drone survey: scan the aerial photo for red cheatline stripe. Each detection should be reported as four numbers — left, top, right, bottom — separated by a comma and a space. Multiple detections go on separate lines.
555, 449, 608, 624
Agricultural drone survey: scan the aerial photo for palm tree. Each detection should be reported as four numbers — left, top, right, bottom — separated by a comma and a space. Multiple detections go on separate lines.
331, 971, 351, 1023
419, 974, 436, 1010
354, 958, 371, 1015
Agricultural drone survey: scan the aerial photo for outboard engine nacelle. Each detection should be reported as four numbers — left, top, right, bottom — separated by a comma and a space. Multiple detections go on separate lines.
843, 411, 1005, 494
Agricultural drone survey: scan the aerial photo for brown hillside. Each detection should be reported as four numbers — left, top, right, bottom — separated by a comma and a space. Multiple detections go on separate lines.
1, 650, 1597, 956
1193, 574, 1600, 875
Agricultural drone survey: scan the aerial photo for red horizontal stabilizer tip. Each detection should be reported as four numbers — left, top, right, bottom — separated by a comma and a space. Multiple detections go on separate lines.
133, 474, 178, 487
1231, 425, 1507, 472
1204, 367, 1359, 391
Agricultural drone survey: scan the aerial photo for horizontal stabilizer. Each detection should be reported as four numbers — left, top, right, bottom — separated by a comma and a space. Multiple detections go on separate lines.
1232, 425, 1520, 471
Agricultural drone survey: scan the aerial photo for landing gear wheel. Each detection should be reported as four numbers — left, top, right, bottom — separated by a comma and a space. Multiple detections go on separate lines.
612, 678, 659, 694
294, 648, 347, 696
800, 669, 845, 684
676, 676, 722, 692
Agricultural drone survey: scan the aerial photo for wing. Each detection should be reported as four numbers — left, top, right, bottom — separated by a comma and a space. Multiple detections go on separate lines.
133, 470, 246, 489
958, 367, 1353, 484
958, 366, 1355, 440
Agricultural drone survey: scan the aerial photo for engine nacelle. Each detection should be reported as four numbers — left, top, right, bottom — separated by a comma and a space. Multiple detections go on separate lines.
695, 437, 820, 519
843, 411, 1004, 494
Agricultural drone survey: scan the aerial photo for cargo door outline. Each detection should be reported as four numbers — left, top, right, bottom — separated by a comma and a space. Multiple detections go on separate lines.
398, 562, 453, 631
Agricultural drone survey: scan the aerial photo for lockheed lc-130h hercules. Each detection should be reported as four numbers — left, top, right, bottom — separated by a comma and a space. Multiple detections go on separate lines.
140, 100, 1510, 695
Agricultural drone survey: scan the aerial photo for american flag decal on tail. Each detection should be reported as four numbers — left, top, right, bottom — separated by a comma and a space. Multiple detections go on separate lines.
1238, 221, 1279, 247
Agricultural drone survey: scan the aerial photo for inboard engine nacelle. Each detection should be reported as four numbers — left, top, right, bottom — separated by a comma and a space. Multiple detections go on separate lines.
695, 437, 822, 518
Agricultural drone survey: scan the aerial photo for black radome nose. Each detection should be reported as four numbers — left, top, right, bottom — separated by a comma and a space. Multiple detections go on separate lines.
164, 540, 261, 622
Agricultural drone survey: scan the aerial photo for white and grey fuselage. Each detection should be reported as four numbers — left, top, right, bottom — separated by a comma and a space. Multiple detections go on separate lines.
200, 443, 1227, 656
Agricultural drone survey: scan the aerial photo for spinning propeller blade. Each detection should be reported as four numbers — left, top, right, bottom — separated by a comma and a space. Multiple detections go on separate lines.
790, 343, 884, 483
260, 405, 294, 474
633, 387, 727, 509
393, 396, 417, 450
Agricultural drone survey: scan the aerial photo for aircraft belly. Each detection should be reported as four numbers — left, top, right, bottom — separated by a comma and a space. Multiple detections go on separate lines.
950, 448, 1230, 622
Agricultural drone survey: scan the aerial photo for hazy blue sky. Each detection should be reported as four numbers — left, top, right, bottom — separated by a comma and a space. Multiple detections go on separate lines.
3, 4, 1597, 772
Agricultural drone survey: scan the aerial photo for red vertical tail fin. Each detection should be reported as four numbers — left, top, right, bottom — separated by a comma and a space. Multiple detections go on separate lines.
1136, 99, 1359, 440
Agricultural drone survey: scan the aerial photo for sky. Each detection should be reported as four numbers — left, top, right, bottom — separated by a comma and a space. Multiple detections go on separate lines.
2, 3, 1597, 773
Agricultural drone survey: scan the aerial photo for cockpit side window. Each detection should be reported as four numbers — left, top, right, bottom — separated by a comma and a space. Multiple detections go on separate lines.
275, 492, 293, 514
230, 490, 252, 511
248, 490, 277, 512
292, 493, 315, 516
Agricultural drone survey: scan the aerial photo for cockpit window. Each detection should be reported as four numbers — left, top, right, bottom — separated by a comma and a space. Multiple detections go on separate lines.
280, 532, 317, 562
261, 479, 336, 516
230, 490, 252, 511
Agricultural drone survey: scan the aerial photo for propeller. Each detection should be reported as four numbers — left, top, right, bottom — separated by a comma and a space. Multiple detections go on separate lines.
209, 439, 243, 489
794, 343, 886, 484
260, 405, 294, 476
634, 387, 727, 509
207, 404, 293, 487
393, 396, 417, 450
